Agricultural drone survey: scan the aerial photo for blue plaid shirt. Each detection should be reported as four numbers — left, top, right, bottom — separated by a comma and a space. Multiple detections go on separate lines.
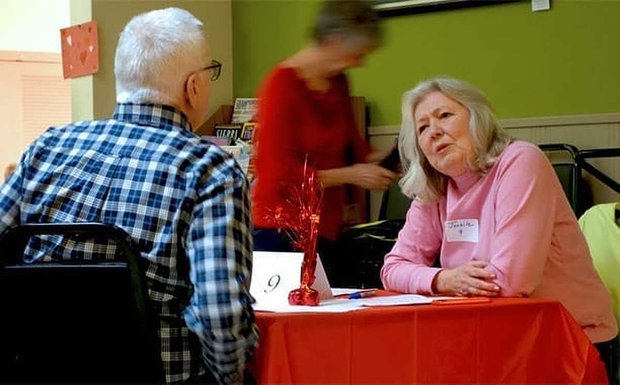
0, 103, 258, 384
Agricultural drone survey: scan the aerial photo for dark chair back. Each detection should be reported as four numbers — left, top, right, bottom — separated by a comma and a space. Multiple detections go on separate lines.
338, 183, 411, 289
576, 147, 620, 195
378, 181, 412, 221
0, 222, 162, 383
539, 143, 592, 217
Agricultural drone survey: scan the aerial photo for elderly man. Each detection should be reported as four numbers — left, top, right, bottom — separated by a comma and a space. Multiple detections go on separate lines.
0, 8, 257, 384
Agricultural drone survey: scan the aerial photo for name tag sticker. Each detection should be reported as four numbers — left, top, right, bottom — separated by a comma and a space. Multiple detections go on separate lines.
445, 219, 479, 243
250, 251, 332, 309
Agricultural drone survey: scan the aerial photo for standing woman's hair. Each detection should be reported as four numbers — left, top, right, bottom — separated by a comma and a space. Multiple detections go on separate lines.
312, 0, 382, 47
398, 77, 512, 202
114, 7, 209, 105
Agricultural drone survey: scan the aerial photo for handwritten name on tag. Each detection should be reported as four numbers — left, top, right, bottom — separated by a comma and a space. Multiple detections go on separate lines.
445, 219, 479, 243
250, 251, 332, 308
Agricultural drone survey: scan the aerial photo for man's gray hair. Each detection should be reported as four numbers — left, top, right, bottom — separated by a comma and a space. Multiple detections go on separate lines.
114, 7, 208, 105
398, 77, 512, 202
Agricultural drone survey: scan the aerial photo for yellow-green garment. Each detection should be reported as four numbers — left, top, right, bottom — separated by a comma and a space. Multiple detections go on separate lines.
579, 203, 620, 331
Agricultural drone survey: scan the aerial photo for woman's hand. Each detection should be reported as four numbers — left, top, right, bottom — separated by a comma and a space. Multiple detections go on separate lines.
318, 163, 396, 189
350, 163, 396, 190
433, 260, 500, 297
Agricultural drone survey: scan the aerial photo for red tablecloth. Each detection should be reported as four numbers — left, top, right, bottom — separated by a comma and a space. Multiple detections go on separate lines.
249, 297, 607, 384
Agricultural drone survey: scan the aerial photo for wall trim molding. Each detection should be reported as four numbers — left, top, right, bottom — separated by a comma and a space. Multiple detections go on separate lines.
500, 112, 620, 129
369, 112, 620, 136
0, 51, 60, 63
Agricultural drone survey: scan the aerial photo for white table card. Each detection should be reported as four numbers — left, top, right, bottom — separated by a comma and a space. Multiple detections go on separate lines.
250, 251, 333, 310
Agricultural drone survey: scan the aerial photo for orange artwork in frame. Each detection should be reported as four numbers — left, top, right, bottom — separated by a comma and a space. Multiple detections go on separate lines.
60, 20, 99, 79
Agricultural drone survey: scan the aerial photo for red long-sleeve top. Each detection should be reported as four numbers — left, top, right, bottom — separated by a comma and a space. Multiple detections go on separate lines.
252, 66, 370, 240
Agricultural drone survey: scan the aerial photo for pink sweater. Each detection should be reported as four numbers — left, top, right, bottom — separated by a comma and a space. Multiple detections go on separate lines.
381, 141, 617, 343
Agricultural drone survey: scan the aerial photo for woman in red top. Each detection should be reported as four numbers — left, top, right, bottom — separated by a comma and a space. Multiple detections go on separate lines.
252, 0, 396, 287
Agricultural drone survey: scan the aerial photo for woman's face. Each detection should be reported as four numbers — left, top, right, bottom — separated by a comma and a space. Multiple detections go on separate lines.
325, 36, 375, 73
414, 91, 475, 177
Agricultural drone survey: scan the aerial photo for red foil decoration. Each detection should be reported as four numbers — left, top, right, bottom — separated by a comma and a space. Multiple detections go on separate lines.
267, 157, 323, 306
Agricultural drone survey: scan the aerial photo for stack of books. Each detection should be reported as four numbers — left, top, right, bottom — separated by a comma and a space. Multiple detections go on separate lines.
204, 98, 259, 180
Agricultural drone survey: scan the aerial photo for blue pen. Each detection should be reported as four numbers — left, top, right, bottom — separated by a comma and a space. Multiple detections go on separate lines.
348, 290, 377, 299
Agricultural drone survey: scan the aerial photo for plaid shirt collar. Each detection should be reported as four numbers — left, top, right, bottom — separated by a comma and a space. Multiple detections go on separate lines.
112, 103, 193, 133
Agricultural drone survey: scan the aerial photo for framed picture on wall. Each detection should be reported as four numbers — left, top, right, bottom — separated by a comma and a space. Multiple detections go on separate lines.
373, 0, 517, 17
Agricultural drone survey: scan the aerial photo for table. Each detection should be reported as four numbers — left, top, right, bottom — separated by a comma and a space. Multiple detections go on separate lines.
249, 297, 607, 384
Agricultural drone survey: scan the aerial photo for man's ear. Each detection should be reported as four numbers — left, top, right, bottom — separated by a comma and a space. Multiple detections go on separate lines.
185, 72, 200, 109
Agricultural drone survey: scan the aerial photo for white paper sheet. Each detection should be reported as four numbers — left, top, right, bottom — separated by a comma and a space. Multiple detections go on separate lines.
253, 297, 364, 313
358, 294, 432, 307
331, 288, 362, 296
252, 293, 453, 312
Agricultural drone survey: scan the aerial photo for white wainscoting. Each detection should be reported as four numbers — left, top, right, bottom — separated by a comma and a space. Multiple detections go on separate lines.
367, 113, 620, 221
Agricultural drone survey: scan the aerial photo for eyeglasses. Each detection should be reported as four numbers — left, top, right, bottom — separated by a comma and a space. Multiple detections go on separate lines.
198, 59, 222, 81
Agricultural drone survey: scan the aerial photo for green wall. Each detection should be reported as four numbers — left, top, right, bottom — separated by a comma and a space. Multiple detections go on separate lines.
232, 0, 620, 126
91, 0, 234, 121
232, 0, 320, 100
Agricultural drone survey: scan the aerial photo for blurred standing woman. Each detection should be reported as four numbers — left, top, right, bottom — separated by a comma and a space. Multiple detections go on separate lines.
252, 0, 396, 286
381, 77, 618, 384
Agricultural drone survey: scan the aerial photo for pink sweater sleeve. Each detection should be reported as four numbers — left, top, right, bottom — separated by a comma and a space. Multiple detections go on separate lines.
483, 145, 564, 296
380, 200, 444, 294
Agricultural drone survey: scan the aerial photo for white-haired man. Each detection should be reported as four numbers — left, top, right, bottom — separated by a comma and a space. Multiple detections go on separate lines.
0, 8, 257, 384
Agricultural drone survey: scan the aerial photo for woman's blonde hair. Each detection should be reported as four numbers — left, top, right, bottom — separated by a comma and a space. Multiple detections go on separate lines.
398, 77, 512, 202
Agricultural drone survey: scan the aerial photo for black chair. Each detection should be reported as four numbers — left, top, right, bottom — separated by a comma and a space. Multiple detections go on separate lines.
539, 143, 592, 217
378, 181, 412, 221
340, 183, 412, 289
576, 147, 620, 195
0, 222, 162, 383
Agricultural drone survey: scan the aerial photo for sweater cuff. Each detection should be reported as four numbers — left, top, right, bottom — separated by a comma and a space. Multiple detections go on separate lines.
421, 267, 443, 295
